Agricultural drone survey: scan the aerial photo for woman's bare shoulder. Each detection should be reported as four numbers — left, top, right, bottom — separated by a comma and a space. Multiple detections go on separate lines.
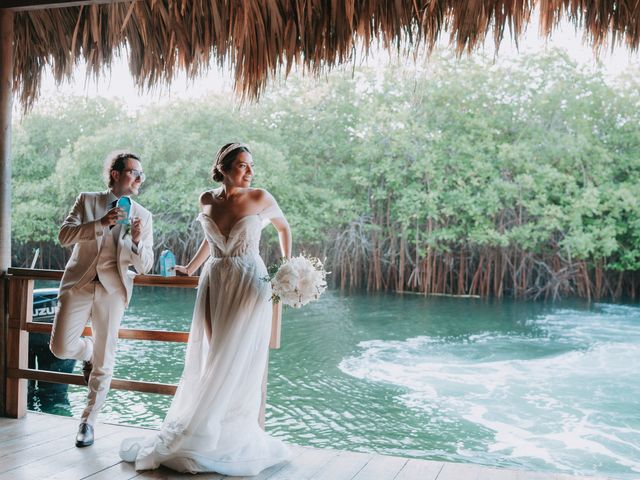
199, 188, 218, 206
198, 190, 217, 209
248, 188, 273, 205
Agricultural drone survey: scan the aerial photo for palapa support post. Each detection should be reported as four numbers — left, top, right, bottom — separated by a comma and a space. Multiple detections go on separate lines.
0, 7, 15, 418
5, 278, 32, 418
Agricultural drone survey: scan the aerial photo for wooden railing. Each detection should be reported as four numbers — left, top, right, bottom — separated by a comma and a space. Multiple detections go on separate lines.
4, 267, 282, 418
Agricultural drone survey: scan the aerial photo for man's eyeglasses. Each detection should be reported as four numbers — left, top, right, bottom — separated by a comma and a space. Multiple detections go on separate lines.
123, 169, 146, 182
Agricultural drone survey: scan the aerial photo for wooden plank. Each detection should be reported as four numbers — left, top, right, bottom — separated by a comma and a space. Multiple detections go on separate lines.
233, 446, 306, 480
350, 454, 408, 480
7, 278, 33, 329
0, 427, 125, 479
394, 458, 443, 480
27, 446, 303, 480
0, 422, 122, 474
474, 466, 527, 480
19, 278, 33, 329
553, 475, 609, 480
131, 274, 198, 289
5, 278, 32, 418
7, 268, 199, 288
0, 412, 62, 442
8, 368, 178, 395
145, 467, 226, 479
0, 411, 56, 430
0, 412, 62, 432
7, 367, 91, 387
438, 463, 564, 480
0, 415, 145, 479
25, 322, 190, 343
436, 462, 482, 480
516, 471, 555, 480
267, 446, 339, 480
81, 461, 141, 480
6, 268, 62, 280
44, 428, 145, 480
307, 450, 373, 480
0, 416, 83, 457
4, 274, 37, 422
115, 444, 302, 479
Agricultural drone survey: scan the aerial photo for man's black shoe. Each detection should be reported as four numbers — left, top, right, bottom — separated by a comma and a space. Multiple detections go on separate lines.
75, 422, 94, 447
82, 360, 93, 385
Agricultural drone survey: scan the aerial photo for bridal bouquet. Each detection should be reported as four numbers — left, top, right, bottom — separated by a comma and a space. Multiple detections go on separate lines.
267, 255, 328, 307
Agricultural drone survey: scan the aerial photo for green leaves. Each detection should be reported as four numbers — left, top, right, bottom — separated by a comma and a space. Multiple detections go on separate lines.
11, 50, 640, 295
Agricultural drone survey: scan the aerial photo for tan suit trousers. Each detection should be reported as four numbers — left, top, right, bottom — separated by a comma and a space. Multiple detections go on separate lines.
50, 281, 126, 425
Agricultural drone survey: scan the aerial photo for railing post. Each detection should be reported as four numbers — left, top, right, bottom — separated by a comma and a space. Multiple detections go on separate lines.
0, 272, 7, 417
0, 7, 15, 419
5, 278, 32, 418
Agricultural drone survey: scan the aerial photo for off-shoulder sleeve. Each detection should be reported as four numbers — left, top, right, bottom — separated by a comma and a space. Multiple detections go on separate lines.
259, 200, 285, 227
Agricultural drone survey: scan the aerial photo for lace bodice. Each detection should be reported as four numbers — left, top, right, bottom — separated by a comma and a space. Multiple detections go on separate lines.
198, 213, 262, 257
197, 203, 284, 258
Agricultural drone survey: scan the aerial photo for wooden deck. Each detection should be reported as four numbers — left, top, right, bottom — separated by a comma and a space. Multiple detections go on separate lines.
0, 413, 612, 480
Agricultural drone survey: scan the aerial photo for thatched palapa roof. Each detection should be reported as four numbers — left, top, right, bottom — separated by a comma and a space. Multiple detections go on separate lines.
9, 0, 640, 109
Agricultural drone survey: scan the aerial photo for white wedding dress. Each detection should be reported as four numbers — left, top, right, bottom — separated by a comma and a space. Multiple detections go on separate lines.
119, 201, 291, 475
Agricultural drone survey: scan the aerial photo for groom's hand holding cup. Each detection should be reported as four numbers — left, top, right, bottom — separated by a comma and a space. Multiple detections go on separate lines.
100, 206, 126, 228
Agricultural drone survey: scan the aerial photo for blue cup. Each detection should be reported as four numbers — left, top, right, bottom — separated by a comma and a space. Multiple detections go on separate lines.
159, 250, 176, 277
116, 196, 131, 225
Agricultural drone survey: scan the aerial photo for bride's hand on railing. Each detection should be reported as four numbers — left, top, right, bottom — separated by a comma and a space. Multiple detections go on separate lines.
174, 265, 190, 276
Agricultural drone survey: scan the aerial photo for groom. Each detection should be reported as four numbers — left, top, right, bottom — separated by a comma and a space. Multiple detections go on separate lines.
50, 151, 154, 447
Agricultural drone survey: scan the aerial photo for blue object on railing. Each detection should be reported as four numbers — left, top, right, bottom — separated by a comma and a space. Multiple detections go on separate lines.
159, 250, 176, 277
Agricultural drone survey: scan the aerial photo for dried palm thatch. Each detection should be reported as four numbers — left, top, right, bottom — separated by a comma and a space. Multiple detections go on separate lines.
11, 0, 640, 109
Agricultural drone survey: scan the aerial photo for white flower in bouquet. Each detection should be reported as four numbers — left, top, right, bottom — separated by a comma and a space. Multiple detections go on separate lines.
273, 262, 298, 292
269, 255, 328, 307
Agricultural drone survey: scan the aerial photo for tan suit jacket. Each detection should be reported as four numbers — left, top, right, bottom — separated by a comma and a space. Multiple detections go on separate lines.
58, 190, 154, 304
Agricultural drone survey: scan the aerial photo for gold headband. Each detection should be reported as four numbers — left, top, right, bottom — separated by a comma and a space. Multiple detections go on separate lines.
216, 143, 250, 168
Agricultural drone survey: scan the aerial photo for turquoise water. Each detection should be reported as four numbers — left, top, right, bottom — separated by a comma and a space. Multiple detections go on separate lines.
36, 287, 640, 479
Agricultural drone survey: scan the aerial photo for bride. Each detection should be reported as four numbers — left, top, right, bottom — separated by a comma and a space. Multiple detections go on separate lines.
119, 143, 293, 475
